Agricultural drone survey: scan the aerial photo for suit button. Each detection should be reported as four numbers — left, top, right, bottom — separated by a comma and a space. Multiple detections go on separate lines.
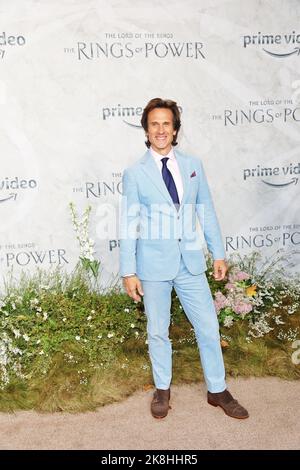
178, 238, 181, 242
177, 216, 180, 220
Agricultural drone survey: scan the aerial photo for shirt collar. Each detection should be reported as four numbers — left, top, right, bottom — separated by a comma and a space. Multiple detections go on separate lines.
150, 146, 175, 164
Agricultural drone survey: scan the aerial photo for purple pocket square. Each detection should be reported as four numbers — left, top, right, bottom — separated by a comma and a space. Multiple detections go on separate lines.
190, 171, 196, 178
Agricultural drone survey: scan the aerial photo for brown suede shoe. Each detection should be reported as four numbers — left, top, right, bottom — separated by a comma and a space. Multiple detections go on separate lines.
207, 389, 249, 419
151, 388, 171, 419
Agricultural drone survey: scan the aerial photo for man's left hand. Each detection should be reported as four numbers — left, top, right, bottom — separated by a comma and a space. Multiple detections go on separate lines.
213, 259, 227, 281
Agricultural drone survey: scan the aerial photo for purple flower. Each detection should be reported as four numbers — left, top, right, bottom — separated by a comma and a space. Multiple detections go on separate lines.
225, 282, 235, 290
214, 291, 230, 313
235, 271, 251, 281
232, 301, 252, 316
229, 270, 250, 282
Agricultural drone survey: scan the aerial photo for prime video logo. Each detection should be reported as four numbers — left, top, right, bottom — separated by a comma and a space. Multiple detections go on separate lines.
102, 104, 143, 128
0, 32, 26, 46
243, 31, 300, 57
101, 104, 183, 127
0, 176, 38, 203
243, 163, 300, 187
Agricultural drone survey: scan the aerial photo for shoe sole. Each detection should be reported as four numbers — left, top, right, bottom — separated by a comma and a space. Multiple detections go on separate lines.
208, 401, 249, 419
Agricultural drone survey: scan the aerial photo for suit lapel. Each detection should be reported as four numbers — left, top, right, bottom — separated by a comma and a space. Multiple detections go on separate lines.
140, 149, 191, 209
174, 150, 190, 209
140, 150, 174, 205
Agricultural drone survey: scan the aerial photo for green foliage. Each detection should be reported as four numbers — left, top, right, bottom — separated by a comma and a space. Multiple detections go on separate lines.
0, 267, 146, 390
80, 257, 100, 279
0, 251, 299, 412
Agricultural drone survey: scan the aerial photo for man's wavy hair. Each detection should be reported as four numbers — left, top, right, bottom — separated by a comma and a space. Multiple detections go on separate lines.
141, 98, 181, 148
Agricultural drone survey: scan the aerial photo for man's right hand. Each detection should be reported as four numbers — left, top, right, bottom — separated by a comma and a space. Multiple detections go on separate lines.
123, 275, 144, 302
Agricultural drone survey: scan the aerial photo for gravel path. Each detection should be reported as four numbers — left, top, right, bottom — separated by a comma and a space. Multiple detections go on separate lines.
0, 377, 299, 450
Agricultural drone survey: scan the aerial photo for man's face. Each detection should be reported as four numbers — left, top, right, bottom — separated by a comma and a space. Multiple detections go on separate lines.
146, 107, 176, 155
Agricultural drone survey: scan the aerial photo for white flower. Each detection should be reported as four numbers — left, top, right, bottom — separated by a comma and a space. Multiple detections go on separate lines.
97, 334, 102, 339
43, 312, 48, 321
91, 310, 95, 314
274, 315, 285, 325
70, 203, 96, 261
107, 332, 115, 338
39, 350, 44, 355
288, 306, 297, 315
223, 316, 234, 328
248, 313, 274, 338
23, 334, 30, 342
87, 315, 92, 321
124, 308, 130, 313
75, 336, 81, 341
130, 323, 135, 328
277, 328, 299, 341
82, 242, 91, 252
13, 329, 21, 338
36, 340, 41, 345
62, 317, 67, 322
40, 284, 50, 290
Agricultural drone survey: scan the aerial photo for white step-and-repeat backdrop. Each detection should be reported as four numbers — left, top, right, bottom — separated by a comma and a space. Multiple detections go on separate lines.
1, 0, 299, 285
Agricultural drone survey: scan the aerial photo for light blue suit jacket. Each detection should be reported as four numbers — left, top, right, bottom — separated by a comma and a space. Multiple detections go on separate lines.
119, 149, 225, 281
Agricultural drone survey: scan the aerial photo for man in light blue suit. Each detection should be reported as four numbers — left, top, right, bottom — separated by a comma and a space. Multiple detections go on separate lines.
120, 98, 248, 420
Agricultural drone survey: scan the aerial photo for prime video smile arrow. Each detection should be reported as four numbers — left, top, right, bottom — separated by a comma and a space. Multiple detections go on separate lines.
0, 193, 17, 203
262, 177, 298, 187
123, 120, 142, 128
263, 46, 300, 58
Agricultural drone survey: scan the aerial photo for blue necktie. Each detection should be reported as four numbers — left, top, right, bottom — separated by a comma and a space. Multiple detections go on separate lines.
161, 157, 180, 209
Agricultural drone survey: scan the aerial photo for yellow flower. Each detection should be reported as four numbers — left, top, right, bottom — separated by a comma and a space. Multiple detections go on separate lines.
246, 285, 257, 297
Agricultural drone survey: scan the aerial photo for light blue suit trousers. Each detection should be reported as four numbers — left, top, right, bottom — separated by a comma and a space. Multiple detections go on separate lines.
142, 256, 226, 393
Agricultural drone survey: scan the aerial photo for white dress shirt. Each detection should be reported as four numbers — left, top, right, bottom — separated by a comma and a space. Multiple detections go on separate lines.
150, 146, 184, 203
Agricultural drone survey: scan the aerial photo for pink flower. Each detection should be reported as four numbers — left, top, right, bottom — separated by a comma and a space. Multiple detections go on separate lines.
225, 282, 235, 290
232, 301, 252, 316
229, 270, 250, 282
214, 291, 230, 313
235, 271, 250, 281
